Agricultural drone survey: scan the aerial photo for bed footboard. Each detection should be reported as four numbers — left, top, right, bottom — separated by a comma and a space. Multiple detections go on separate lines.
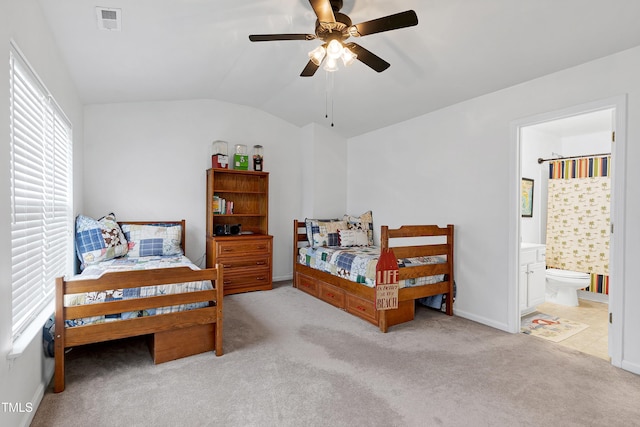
54, 265, 223, 393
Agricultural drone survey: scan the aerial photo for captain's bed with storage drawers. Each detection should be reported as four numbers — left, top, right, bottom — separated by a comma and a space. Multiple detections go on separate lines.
52, 215, 223, 392
293, 212, 455, 332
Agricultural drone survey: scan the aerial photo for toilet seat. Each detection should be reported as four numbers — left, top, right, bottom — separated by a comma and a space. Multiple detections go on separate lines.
546, 268, 590, 280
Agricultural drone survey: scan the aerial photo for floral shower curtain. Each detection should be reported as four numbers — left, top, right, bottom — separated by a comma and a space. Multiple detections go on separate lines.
545, 156, 610, 295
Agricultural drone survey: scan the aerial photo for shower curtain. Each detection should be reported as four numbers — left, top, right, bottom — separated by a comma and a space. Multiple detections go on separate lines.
545, 156, 610, 295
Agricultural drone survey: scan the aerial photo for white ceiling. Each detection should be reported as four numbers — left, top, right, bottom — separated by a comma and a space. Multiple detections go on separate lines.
37, 0, 640, 138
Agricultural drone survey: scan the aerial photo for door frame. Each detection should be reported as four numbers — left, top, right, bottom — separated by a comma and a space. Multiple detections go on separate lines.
508, 95, 627, 368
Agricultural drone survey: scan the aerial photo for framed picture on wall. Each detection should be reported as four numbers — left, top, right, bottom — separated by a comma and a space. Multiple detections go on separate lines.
521, 178, 534, 218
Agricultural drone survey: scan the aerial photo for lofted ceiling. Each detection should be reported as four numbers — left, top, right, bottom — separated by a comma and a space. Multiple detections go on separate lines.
37, 0, 640, 138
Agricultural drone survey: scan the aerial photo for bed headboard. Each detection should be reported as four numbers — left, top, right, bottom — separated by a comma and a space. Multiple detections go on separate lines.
118, 219, 187, 253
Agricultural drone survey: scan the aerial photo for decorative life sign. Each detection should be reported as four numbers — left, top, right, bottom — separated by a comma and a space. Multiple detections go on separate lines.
376, 248, 399, 310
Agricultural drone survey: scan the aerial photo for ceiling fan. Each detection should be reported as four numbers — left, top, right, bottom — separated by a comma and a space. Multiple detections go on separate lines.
248, 0, 418, 76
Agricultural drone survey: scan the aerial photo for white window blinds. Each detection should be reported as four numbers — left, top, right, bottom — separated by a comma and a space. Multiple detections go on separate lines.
9, 44, 73, 341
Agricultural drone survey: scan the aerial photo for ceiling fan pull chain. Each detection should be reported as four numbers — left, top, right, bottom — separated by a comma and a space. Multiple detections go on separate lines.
325, 70, 329, 119
325, 71, 335, 127
330, 71, 334, 127
331, 91, 334, 127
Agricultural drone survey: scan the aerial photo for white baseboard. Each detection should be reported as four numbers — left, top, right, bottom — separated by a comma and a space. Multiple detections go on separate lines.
453, 309, 513, 333
621, 359, 640, 376
578, 290, 609, 304
273, 274, 293, 283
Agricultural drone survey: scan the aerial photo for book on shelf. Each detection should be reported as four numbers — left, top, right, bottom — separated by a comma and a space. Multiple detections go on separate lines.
213, 195, 233, 214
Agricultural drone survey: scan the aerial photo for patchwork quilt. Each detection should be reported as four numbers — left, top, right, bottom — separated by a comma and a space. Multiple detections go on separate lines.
64, 255, 212, 327
298, 246, 446, 288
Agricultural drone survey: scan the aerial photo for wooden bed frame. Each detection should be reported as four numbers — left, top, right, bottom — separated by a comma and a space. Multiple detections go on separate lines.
293, 220, 454, 332
54, 220, 223, 393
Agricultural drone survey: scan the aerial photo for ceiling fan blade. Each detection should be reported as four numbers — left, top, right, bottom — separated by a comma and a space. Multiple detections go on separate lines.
249, 34, 316, 42
300, 60, 320, 77
309, 0, 336, 24
351, 10, 418, 37
345, 43, 390, 72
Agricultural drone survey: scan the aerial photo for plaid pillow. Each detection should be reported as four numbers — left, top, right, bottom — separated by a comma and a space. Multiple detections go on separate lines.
121, 223, 183, 257
75, 213, 128, 269
311, 220, 348, 247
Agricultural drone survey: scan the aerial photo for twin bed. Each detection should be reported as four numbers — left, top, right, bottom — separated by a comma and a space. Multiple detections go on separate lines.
54, 219, 223, 393
293, 216, 455, 332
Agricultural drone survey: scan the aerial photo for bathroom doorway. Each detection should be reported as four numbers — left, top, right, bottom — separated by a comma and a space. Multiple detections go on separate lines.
520, 109, 612, 360
512, 96, 627, 367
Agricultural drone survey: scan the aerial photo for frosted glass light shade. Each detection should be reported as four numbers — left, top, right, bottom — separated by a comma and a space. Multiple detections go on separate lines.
323, 56, 338, 72
341, 47, 357, 66
308, 45, 326, 66
326, 39, 343, 59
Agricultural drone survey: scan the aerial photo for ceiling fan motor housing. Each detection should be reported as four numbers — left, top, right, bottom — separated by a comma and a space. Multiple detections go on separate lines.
315, 12, 352, 41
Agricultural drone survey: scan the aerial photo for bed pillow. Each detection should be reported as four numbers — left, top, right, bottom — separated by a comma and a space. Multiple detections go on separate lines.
343, 210, 374, 246
304, 218, 340, 247
311, 220, 349, 247
338, 228, 370, 247
121, 223, 183, 257
75, 213, 129, 269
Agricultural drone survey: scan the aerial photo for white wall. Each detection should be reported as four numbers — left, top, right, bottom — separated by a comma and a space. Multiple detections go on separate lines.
83, 100, 303, 281
347, 46, 640, 372
521, 127, 559, 243
1, 1, 84, 426
300, 123, 347, 218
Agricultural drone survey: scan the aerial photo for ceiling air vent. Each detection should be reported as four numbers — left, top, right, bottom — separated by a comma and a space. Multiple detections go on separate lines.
96, 7, 122, 31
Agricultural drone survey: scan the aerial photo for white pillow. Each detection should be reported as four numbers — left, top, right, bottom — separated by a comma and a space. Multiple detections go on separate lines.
338, 228, 370, 247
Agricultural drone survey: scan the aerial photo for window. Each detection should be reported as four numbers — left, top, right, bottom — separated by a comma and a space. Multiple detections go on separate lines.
9, 42, 72, 342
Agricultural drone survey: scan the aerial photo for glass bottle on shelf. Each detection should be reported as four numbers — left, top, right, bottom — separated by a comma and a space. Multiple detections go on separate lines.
234, 144, 248, 170
253, 145, 264, 171
211, 140, 228, 169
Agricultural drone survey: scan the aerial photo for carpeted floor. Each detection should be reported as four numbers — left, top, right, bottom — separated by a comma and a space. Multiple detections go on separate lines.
32, 281, 640, 427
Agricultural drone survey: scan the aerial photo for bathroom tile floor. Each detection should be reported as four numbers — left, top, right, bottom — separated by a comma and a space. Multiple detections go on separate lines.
533, 299, 609, 361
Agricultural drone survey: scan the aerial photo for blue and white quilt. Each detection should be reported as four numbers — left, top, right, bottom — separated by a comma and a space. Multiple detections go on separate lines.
298, 246, 446, 288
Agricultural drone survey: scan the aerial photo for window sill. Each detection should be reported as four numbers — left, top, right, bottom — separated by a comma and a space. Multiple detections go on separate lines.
7, 300, 55, 360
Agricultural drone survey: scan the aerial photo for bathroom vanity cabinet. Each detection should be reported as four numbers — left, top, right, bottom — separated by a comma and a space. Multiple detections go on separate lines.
520, 243, 546, 315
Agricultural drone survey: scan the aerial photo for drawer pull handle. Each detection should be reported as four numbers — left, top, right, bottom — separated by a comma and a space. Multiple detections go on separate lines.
222, 264, 232, 268
326, 292, 335, 298
256, 276, 266, 281
256, 245, 267, 250
356, 305, 366, 311
255, 261, 266, 265
223, 280, 232, 285
222, 248, 233, 252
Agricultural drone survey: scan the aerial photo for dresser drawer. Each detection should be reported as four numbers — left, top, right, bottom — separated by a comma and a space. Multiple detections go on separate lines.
345, 294, 378, 325
296, 273, 319, 297
218, 255, 270, 271
215, 238, 272, 257
222, 268, 271, 293
318, 283, 345, 309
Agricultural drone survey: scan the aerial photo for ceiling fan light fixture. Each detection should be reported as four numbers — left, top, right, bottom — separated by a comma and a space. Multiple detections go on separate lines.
347, 26, 360, 37
323, 56, 339, 72
308, 45, 326, 66
326, 39, 343, 60
341, 47, 357, 66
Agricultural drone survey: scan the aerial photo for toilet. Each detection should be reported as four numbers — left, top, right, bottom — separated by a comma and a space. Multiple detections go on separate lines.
545, 268, 591, 306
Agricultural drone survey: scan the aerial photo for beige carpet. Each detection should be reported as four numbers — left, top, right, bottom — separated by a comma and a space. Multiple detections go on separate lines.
32, 281, 640, 427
